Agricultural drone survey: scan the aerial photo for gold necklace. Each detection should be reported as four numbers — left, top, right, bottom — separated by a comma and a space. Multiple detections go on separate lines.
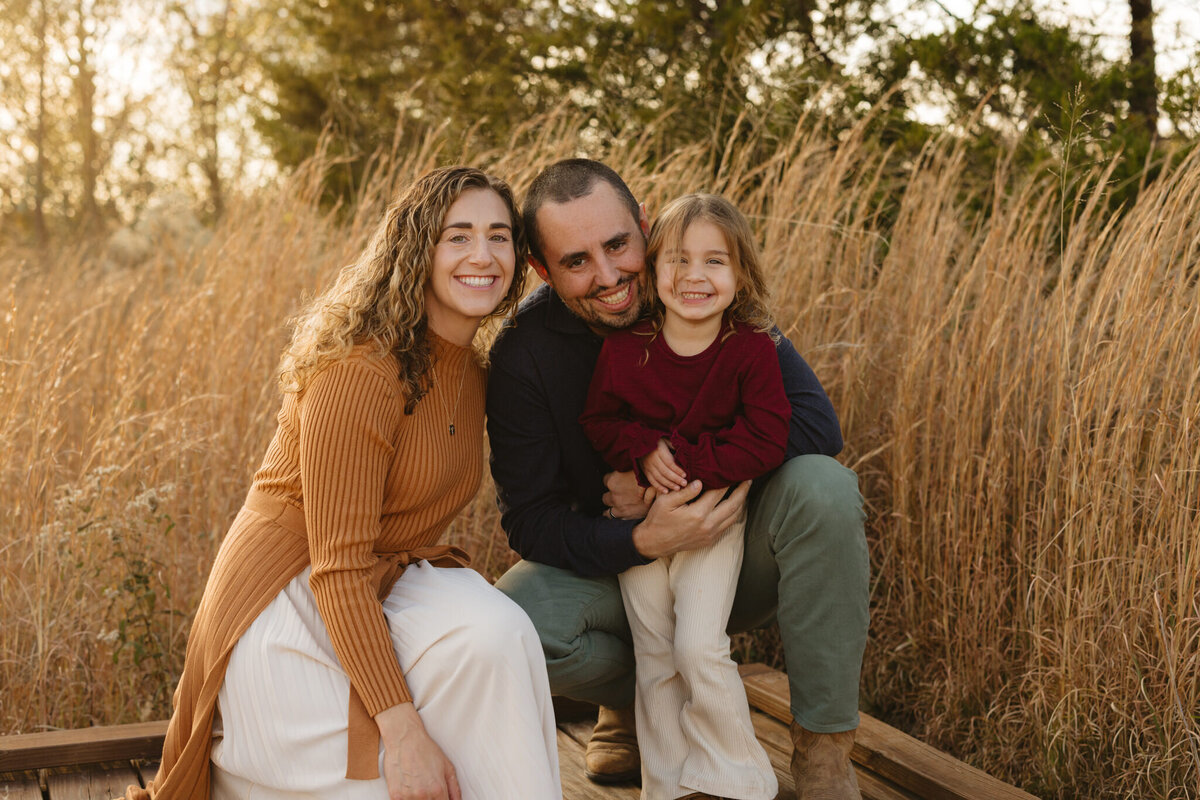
435, 361, 467, 436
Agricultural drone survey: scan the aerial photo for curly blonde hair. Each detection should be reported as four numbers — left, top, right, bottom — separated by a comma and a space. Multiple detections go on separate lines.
279, 166, 527, 412
644, 193, 776, 342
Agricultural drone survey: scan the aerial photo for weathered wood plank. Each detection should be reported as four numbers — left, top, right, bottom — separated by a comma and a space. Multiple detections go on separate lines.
46, 763, 141, 800
0, 722, 167, 771
738, 667, 1037, 800
556, 728, 641, 799
558, 718, 597, 748
0, 772, 43, 800
133, 759, 159, 789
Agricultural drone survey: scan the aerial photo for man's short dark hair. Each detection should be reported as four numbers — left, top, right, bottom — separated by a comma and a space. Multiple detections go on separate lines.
522, 159, 641, 266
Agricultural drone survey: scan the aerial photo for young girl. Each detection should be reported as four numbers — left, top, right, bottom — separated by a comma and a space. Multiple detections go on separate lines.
580, 193, 787, 800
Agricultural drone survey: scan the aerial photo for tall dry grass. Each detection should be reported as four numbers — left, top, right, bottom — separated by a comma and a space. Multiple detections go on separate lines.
1, 110, 1196, 798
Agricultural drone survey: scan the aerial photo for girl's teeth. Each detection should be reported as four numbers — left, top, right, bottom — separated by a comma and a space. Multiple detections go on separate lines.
458, 276, 496, 287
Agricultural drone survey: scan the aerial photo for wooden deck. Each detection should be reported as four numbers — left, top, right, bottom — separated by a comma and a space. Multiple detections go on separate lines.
0, 664, 1037, 800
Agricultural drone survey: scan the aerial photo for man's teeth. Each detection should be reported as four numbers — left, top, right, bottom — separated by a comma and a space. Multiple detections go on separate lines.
596, 284, 631, 306
457, 276, 496, 287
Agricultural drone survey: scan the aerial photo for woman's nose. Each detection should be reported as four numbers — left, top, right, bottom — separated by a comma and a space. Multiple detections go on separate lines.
468, 237, 491, 266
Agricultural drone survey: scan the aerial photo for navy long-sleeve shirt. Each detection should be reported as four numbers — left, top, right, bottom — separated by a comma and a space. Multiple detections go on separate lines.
486, 284, 843, 577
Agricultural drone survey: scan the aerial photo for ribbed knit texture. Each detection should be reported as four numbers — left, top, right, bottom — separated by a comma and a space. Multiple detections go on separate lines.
124, 335, 485, 800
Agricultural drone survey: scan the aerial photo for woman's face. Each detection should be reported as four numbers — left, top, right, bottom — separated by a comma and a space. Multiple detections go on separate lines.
424, 187, 517, 345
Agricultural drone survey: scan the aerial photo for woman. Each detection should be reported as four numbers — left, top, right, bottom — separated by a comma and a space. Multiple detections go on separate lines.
127, 167, 560, 800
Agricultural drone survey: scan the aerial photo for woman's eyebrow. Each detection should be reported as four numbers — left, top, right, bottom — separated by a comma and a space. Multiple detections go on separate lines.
442, 220, 513, 230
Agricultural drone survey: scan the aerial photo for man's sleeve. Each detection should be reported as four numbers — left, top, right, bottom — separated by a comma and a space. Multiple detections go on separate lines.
487, 336, 650, 577
776, 333, 844, 458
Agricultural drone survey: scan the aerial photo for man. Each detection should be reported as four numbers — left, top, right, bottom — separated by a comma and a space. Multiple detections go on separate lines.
486, 159, 869, 799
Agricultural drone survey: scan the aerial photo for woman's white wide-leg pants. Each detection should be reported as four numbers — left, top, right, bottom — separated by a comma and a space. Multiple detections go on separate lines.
619, 519, 778, 800
210, 561, 561, 799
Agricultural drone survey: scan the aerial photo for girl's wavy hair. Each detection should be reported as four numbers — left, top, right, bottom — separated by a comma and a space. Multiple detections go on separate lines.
644, 193, 776, 343
279, 166, 527, 412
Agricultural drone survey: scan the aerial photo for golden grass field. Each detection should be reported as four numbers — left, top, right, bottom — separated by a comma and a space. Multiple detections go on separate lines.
1, 112, 1197, 798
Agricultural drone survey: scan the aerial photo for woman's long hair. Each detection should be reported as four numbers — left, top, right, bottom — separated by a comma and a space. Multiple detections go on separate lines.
279, 166, 527, 412
644, 193, 776, 341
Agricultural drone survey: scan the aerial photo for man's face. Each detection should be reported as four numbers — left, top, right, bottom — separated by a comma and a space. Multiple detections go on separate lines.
531, 181, 651, 335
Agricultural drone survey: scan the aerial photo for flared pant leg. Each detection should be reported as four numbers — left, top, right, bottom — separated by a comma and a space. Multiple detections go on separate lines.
620, 520, 777, 800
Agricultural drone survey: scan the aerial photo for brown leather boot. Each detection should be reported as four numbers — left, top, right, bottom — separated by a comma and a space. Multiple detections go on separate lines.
585, 704, 640, 784
790, 723, 862, 800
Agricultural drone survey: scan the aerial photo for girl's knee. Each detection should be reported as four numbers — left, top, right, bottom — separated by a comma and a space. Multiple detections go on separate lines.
672, 629, 726, 676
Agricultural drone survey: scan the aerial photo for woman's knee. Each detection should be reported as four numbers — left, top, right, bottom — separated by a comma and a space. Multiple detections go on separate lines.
450, 582, 541, 657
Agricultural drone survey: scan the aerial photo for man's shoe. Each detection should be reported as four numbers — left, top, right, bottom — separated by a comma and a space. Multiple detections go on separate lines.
585, 704, 640, 784
790, 722, 862, 800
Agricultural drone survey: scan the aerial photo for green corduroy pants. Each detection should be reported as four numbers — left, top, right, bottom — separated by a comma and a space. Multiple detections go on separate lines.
495, 454, 870, 733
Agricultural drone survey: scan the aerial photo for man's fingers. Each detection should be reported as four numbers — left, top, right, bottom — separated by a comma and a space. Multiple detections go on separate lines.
658, 480, 703, 508
721, 480, 751, 506
709, 482, 750, 527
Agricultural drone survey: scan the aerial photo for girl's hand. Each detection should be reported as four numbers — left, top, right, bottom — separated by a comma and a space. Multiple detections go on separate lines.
375, 702, 462, 800
638, 438, 688, 493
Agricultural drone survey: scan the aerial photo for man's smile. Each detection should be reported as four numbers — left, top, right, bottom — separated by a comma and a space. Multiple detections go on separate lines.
593, 282, 633, 307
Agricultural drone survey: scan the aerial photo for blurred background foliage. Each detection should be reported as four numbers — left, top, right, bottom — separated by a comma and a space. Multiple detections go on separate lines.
2, 0, 1198, 247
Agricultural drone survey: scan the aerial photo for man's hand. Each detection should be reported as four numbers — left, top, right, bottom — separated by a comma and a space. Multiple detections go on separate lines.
376, 702, 462, 800
637, 438, 688, 493
602, 470, 656, 520
630, 480, 750, 560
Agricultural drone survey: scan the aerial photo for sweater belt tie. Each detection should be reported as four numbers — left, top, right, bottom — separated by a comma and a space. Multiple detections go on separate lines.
242, 489, 472, 780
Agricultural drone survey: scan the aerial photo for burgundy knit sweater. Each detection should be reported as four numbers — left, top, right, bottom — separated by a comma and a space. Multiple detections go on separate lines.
580, 318, 790, 489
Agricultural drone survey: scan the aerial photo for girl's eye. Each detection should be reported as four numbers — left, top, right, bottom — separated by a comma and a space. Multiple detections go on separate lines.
447, 233, 469, 244
490, 233, 510, 243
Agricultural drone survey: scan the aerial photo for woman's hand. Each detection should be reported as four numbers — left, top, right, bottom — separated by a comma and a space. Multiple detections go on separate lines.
638, 438, 688, 494
375, 702, 462, 800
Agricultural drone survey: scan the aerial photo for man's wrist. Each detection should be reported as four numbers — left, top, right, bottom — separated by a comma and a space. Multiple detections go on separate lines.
631, 519, 660, 560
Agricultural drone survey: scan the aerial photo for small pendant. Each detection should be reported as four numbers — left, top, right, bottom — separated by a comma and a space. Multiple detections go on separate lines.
449, 423, 455, 436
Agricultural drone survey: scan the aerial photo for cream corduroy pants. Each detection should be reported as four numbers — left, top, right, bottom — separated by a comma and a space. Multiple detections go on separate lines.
619, 518, 778, 800
210, 561, 562, 799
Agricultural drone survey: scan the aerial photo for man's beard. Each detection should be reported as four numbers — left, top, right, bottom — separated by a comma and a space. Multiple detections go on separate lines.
566, 273, 650, 334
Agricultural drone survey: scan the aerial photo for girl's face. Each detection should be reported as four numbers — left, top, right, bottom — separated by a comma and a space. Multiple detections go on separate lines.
654, 218, 738, 328
424, 187, 517, 345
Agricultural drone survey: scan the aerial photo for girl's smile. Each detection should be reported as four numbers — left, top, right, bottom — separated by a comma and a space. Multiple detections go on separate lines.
655, 219, 738, 352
